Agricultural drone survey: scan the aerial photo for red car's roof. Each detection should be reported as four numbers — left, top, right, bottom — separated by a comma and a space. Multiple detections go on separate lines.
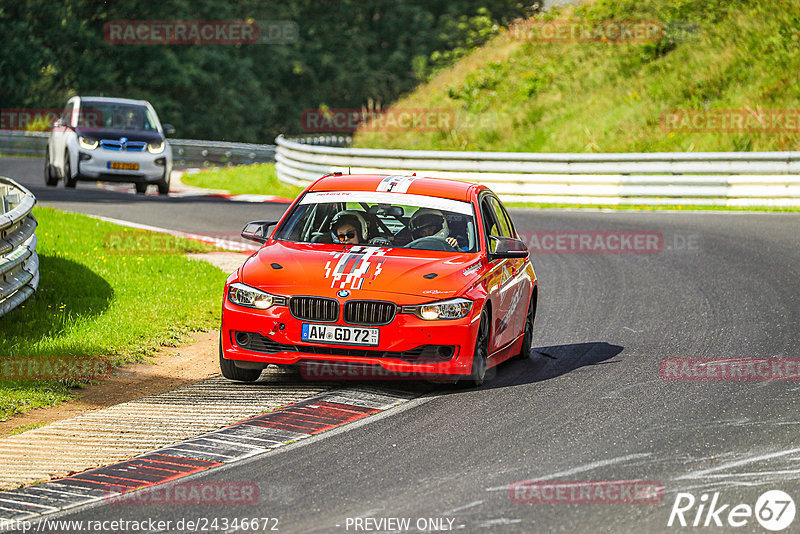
307, 174, 482, 202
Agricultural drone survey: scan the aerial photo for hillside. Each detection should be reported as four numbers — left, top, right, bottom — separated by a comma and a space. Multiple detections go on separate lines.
353, 0, 800, 153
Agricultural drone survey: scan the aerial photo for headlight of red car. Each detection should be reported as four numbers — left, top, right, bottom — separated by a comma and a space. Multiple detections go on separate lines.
228, 282, 285, 310
402, 298, 473, 320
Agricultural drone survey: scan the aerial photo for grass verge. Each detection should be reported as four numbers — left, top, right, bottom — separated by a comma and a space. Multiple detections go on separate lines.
180, 163, 304, 199
505, 203, 800, 212
353, 0, 800, 153
0, 207, 229, 421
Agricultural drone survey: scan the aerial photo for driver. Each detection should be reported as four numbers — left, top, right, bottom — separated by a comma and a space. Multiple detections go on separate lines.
330, 210, 368, 244
409, 209, 458, 248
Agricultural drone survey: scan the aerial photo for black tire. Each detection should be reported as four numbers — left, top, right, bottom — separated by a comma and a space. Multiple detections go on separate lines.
44, 149, 58, 186
515, 295, 536, 360
156, 175, 170, 196
219, 340, 262, 382
461, 308, 491, 388
64, 153, 77, 188
135, 182, 148, 194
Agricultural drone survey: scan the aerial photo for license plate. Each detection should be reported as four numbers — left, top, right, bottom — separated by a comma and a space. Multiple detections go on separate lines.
108, 162, 139, 171
302, 324, 379, 346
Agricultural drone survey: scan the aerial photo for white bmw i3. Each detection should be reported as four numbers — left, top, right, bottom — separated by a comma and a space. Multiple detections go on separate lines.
45, 96, 175, 195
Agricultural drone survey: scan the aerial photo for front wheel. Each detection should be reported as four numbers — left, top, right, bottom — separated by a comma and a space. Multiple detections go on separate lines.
219, 340, 262, 382
156, 176, 170, 196
461, 308, 491, 388
515, 295, 536, 360
63, 153, 77, 188
44, 149, 58, 186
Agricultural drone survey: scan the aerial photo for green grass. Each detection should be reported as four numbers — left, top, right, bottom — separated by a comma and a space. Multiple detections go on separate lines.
186, 2, 800, 213
8, 422, 46, 436
505, 202, 800, 212
353, 0, 800, 153
0, 207, 228, 421
181, 163, 304, 199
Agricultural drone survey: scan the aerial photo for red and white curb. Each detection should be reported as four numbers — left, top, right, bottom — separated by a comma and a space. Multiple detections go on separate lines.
0, 388, 413, 524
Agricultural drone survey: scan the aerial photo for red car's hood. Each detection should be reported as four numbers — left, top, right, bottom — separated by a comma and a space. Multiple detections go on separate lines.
239, 241, 484, 302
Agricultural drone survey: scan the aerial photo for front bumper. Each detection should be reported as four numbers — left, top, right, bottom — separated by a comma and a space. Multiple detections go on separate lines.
220, 298, 479, 377
77, 148, 171, 182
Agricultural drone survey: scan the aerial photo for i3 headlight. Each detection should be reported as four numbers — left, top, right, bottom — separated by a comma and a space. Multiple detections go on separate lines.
403, 297, 473, 320
78, 136, 98, 150
147, 140, 165, 154
228, 283, 284, 310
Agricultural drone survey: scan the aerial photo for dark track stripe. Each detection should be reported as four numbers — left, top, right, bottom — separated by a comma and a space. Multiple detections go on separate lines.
136, 453, 221, 469
313, 400, 378, 414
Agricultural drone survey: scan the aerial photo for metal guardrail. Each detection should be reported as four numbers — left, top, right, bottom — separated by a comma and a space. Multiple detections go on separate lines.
0, 177, 38, 318
0, 130, 275, 168
170, 138, 275, 167
0, 131, 48, 156
287, 135, 352, 147
274, 135, 800, 206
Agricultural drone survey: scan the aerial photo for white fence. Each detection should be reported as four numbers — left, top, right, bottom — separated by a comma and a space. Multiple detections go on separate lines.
274, 135, 800, 206
0, 177, 38, 318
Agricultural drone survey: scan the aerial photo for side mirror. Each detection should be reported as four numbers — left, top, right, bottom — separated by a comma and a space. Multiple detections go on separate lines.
488, 236, 529, 261
241, 220, 278, 244
162, 124, 176, 136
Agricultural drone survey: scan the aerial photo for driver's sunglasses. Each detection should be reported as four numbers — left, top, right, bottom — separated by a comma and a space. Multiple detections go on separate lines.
418, 225, 437, 235
337, 230, 356, 240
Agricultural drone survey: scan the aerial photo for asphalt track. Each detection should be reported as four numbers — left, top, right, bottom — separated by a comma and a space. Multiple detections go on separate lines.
2, 156, 800, 533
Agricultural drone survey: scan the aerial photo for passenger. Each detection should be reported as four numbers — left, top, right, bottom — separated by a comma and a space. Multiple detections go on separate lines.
409, 209, 458, 248
330, 210, 368, 245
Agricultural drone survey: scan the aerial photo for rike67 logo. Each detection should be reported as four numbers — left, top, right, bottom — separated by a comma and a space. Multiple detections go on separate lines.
668, 490, 795, 531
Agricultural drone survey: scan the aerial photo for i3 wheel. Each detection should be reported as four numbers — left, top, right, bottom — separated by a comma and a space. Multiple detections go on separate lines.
64, 152, 77, 188
462, 308, 491, 388
156, 173, 170, 196
515, 295, 536, 360
219, 339, 262, 382
44, 149, 58, 186
135, 182, 148, 194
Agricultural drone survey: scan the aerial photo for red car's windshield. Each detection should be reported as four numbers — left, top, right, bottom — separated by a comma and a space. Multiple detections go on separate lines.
275, 191, 478, 252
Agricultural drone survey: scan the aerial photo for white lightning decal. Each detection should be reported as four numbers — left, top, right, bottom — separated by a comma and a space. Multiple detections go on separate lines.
325, 246, 388, 290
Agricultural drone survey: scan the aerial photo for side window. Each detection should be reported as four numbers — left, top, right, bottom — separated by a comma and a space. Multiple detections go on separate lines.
481, 198, 500, 253
488, 197, 513, 238
145, 108, 158, 131
481, 199, 497, 238
61, 102, 74, 126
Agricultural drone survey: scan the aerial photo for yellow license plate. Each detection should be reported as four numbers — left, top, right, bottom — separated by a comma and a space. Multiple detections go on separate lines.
108, 162, 139, 171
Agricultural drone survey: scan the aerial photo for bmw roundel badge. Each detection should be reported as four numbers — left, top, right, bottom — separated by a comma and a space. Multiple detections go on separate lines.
337, 290, 350, 298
